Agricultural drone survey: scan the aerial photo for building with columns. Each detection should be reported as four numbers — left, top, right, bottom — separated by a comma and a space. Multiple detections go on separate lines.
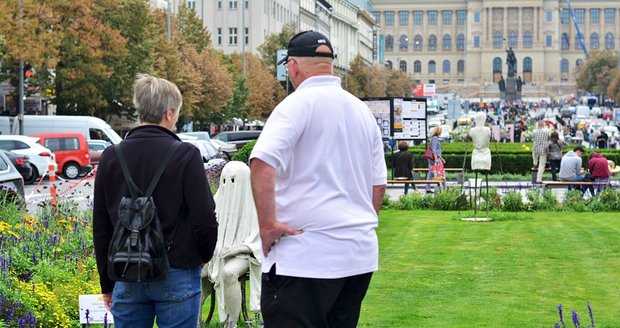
371, 0, 620, 100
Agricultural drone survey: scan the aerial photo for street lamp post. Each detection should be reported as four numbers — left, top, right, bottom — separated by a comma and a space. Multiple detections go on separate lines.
18, 0, 24, 135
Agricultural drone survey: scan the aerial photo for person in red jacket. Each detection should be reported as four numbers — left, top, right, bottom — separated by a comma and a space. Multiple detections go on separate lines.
588, 152, 611, 195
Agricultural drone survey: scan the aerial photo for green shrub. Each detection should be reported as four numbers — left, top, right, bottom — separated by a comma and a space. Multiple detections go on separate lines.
394, 192, 432, 210
596, 188, 620, 211
232, 139, 257, 164
477, 186, 502, 210
502, 191, 524, 212
562, 190, 588, 212
432, 187, 468, 210
525, 188, 559, 211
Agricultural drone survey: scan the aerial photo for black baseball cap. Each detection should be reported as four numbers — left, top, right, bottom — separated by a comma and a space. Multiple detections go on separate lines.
277, 31, 335, 65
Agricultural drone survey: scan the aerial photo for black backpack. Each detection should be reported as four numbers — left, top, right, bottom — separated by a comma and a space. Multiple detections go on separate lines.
107, 142, 180, 282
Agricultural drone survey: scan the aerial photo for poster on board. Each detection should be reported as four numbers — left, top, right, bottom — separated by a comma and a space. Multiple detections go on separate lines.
364, 98, 392, 138
362, 97, 428, 142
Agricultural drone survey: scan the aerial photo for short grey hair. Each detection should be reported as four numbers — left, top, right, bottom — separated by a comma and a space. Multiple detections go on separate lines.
133, 73, 182, 124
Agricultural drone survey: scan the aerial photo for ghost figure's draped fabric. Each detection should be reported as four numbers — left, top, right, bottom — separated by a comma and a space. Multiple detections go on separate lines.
470, 112, 492, 171
206, 161, 262, 322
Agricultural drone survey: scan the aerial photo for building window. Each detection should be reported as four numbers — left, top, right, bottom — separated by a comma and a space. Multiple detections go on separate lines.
523, 31, 533, 48
244, 0, 248, 9
508, 31, 518, 48
605, 8, 615, 24
399, 35, 409, 50
385, 11, 394, 26
590, 9, 600, 24
575, 9, 585, 24
605, 32, 615, 49
575, 34, 583, 49
385, 60, 392, 70
217, 0, 222, 9
385, 35, 394, 51
229, 27, 238, 44
442, 11, 452, 25
473, 11, 480, 23
372, 11, 380, 24
561, 9, 569, 24
457, 60, 465, 74
217, 28, 222, 45
414, 60, 422, 73
546, 35, 552, 47
400, 60, 407, 72
428, 60, 436, 74
229, 0, 237, 9
457, 34, 465, 50
414, 35, 423, 50
428, 11, 438, 25
442, 34, 452, 50
560, 58, 569, 73
576, 59, 584, 70
442, 60, 450, 74
561, 33, 570, 49
244, 27, 249, 45
399, 11, 409, 26
428, 34, 437, 50
493, 31, 503, 48
413, 11, 423, 25
188, 0, 195, 10
546, 10, 553, 23
590, 32, 600, 49
523, 57, 532, 72
473, 36, 480, 48
493, 57, 502, 73
456, 10, 466, 25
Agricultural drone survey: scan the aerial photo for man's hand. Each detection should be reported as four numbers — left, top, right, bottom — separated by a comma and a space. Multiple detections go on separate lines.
260, 220, 302, 256
103, 293, 112, 311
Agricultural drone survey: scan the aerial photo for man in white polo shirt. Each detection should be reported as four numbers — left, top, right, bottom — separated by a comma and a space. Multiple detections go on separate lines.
250, 31, 387, 327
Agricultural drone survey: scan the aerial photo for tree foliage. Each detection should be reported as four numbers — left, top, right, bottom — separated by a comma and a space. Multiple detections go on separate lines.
386, 70, 414, 97
608, 71, 620, 105
347, 54, 411, 98
256, 23, 298, 76
576, 50, 618, 95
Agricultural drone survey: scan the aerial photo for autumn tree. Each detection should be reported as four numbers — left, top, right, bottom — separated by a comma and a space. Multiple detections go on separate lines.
608, 70, 620, 105
257, 23, 298, 76
346, 54, 372, 98
228, 52, 285, 120
386, 70, 414, 97
177, 4, 211, 52
576, 50, 618, 96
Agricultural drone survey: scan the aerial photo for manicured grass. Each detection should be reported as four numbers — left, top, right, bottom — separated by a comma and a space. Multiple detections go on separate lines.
358, 210, 620, 327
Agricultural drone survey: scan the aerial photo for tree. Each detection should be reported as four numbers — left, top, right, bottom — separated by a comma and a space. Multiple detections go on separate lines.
386, 70, 414, 97
177, 3, 211, 52
256, 23, 298, 76
576, 50, 617, 96
608, 70, 620, 106
346, 54, 372, 98
228, 53, 285, 120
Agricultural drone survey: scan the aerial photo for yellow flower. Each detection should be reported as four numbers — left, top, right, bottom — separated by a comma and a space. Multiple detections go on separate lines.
0, 221, 11, 231
7, 230, 19, 238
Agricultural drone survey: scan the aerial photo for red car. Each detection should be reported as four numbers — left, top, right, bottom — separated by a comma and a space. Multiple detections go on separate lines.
33, 132, 92, 179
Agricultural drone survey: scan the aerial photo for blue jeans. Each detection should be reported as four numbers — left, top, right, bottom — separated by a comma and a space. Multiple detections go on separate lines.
111, 266, 202, 328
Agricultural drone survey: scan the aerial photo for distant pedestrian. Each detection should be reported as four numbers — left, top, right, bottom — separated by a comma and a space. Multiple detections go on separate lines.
393, 141, 415, 195
546, 131, 568, 181
532, 121, 549, 183
588, 152, 611, 194
597, 129, 608, 149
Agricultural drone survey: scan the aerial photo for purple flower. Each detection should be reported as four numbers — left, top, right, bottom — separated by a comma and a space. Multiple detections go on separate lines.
571, 310, 580, 328
558, 304, 566, 328
104, 312, 108, 328
555, 323, 560, 328
587, 302, 595, 327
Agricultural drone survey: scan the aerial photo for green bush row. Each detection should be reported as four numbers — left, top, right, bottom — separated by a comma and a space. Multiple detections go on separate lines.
384, 187, 620, 213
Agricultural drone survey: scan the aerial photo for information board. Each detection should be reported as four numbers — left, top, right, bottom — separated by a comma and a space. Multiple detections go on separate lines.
362, 97, 428, 142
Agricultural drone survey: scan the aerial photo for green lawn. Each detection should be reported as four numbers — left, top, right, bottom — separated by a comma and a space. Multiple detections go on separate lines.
358, 210, 620, 327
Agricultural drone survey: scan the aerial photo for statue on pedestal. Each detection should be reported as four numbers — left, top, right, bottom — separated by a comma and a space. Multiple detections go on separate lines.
506, 47, 517, 78
202, 161, 262, 328
498, 75, 506, 92
516, 76, 523, 92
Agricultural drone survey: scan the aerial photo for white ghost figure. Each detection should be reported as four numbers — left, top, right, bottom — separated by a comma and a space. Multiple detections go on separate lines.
205, 161, 262, 327
469, 112, 492, 171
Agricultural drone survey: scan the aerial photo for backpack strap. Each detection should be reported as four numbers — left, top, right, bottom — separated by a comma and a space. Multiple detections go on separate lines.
115, 142, 181, 197
115, 144, 144, 197
144, 142, 180, 197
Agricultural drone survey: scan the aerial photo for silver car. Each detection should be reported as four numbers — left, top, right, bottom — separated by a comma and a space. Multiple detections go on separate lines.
0, 150, 25, 203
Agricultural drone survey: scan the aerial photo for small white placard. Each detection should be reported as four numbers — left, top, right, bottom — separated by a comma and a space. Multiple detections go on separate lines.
79, 294, 114, 324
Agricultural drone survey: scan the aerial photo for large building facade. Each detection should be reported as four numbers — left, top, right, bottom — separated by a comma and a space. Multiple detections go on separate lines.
372, 0, 620, 100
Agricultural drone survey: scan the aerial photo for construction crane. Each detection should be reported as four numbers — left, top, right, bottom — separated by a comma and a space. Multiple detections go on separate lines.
565, 0, 588, 56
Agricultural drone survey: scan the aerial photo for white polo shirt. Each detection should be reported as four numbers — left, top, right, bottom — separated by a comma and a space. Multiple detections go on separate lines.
250, 75, 387, 279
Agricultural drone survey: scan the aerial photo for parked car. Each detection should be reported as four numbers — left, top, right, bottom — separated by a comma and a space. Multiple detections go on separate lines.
178, 131, 211, 141
33, 132, 92, 179
213, 130, 261, 150
210, 139, 237, 160
87, 140, 109, 167
0, 150, 25, 203
0, 150, 33, 183
0, 135, 57, 184
178, 135, 226, 170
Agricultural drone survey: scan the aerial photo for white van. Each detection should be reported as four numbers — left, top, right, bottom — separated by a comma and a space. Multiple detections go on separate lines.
575, 106, 590, 121
0, 115, 122, 144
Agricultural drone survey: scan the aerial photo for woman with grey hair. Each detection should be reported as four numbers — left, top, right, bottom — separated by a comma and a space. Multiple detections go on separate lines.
93, 74, 218, 328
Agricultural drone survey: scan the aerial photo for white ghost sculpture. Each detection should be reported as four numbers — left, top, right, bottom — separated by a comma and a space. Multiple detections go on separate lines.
469, 112, 492, 171
204, 161, 262, 327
